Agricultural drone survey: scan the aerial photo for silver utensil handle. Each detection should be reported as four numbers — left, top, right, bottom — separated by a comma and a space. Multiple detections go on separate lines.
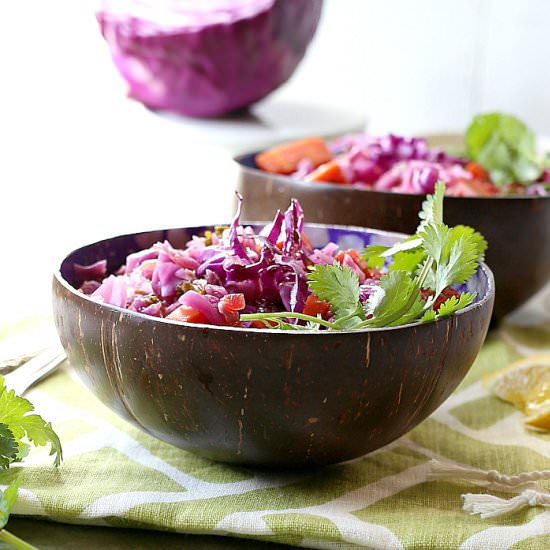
4, 346, 67, 395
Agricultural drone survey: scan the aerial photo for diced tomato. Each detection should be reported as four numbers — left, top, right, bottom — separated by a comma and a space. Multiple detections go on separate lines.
304, 160, 348, 184
421, 287, 461, 312
167, 305, 209, 324
433, 288, 461, 311
466, 162, 489, 181
506, 182, 528, 194
255, 137, 333, 175
218, 293, 246, 325
303, 294, 331, 318
470, 179, 499, 195
365, 267, 382, 280
276, 234, 312, 253
346, 248, 362, 265
449, 179, 499, 197
219, 293, 246, 312
421, 288, 434, 302
335, 248, 367, 272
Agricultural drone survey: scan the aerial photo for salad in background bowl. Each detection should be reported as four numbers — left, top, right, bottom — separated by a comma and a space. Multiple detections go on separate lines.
253, 113, 550, 197
52, 189, 494, 466
235, 113, 550, 321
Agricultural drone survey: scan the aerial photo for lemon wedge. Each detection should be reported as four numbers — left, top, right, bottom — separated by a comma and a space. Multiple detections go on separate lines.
483, 354, 550, 431
524, 402, 550, 430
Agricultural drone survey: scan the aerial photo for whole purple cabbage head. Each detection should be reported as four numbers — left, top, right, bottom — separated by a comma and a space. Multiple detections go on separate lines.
97, 0, 323, 117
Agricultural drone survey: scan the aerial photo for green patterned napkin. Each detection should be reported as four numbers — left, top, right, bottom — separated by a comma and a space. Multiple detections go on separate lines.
1, 318, 550, 549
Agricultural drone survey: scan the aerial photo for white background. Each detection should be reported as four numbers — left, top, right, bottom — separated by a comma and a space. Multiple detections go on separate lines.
1, 0, 549, 321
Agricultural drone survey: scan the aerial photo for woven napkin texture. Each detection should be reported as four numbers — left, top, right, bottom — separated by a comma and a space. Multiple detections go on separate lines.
1, 319, 549, 550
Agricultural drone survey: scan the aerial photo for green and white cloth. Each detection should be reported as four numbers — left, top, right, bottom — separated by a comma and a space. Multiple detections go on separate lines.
1, 316, 549, 549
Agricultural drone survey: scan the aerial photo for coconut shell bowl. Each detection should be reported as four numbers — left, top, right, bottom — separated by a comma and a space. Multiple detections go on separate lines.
53, 223, 494, 467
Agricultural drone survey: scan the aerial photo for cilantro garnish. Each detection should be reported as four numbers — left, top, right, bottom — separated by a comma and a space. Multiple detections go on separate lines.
0, 379, 62, 467
0, 424, 18, 469
361, 245, 388, 270
307, 265, 363, 329
0, 480, 20, 539
0, 375, 62, 549
436, 293, 477, 319
465, 112, 544, 185
241, 182, 487, 330
363, 271, 424, 328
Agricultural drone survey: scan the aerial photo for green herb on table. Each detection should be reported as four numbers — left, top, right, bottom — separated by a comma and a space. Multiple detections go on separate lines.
465, 112, 544, 185
241, 182, 487, 330
0, 375, 62, 550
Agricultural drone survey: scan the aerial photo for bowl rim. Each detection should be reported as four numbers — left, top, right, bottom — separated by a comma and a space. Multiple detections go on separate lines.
234, 151, 550, 201
53, 222, 495, 335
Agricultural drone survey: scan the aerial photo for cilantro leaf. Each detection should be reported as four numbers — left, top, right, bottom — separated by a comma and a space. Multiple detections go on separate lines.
420, 293, 477, 324
387, 295, 426, 327
0, 424, 18, 470
436, 292, 477, 319
449, 225, 488, 262
379, 235, 422, 259
389, 247, 426, 273
363, 271, 421, 328
0, 380, 61, 550
419, 223, 450, 267
264, 319, 302, 330
376, 180, 445, 260
419, 224, 482, 298
361, 245, 388, 269
466, 112, 543, 185
307, 264, 363, 326
0, 479, 19, 530
418, 180, 445, 229
421, 308, 438, 323
0, 377, 62, 467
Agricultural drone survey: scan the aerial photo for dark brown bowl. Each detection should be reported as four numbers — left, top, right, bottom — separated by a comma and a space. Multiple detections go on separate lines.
52, 223, 494, 467
235, 153, 550, 322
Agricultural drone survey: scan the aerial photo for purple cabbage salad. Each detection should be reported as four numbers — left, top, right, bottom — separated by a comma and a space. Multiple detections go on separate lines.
75, 183, 488, 331
296, 133, 548, 196
328, 133, 473, 195
255, 113, 550, 197
75, 198, 383, 328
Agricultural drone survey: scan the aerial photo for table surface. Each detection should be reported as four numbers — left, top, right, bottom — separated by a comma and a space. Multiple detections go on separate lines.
9, 517, 292, 550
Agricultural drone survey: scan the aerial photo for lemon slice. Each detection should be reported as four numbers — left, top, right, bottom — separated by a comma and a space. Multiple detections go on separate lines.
525, 402, 550, 430
483, 354, 550, 430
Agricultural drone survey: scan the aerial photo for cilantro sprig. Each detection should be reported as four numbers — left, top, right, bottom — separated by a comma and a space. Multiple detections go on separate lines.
465, 112, 545, 185
241, 182, 487, 330
0, 375, 62, 550
0, 379, 62, 467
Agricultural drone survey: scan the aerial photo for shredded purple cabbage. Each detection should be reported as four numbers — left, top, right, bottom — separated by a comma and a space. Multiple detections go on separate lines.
281, 132, 548, 196
325, 134, 463, 187
73, 260, 107, 287
78, 200, 381, 326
